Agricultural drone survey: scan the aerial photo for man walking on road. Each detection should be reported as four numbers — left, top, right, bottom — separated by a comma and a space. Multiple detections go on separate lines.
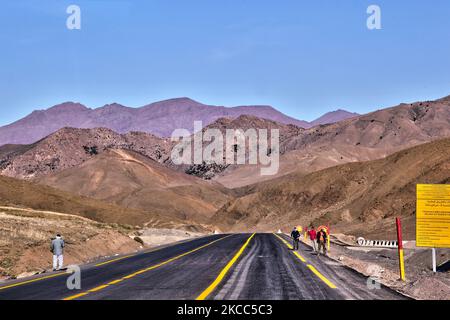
317, 228, 328, 256
291, 227, 301, 250
50, 234, 65, 271
308, 226, 317, 253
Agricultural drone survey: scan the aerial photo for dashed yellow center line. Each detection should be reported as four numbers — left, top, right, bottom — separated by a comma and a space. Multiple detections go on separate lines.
273, 233, 337, 289
62, 235, 233, 300
307, 265, 337, 289
196, 233, 255, 300
273, 233, 294, 249
293, 251, 307, 263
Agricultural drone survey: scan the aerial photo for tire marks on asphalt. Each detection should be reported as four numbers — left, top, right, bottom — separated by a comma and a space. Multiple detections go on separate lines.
211, 234, 339, 300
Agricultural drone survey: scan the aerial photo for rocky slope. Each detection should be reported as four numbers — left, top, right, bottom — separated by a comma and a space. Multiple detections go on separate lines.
0, 174, 201, 229
212, 137, 450, 238
215, 95, 450, 187
0, 127, 173, 179
38, 149, 233, 223
283, 96, 450, 152
170, 115, 303, 179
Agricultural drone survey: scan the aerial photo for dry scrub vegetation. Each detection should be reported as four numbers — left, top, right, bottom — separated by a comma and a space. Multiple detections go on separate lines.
0, 206, 141, 279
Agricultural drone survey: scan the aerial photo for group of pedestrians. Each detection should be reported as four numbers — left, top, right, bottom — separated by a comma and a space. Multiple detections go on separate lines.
290, 225, 328, 256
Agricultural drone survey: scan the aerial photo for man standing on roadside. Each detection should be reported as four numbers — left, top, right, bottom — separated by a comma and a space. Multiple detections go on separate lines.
308, 226, 317, 253
290, 227, 301, 250
50, 234, 65, 271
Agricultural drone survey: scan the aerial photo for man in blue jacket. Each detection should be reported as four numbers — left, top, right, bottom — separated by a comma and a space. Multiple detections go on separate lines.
290, 227, 301, 250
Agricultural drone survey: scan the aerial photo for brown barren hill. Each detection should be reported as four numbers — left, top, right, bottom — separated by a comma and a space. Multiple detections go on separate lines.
38, 149, 233, 223
0, 207, 142, 278
284, 96, 450, 152
0, 174, 196, 229
212, 138, 450, 239
0, 127, 173, 179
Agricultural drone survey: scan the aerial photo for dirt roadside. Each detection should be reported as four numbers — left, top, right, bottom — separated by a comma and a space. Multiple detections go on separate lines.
0, 206, 206, 280
309, 233, 450, 300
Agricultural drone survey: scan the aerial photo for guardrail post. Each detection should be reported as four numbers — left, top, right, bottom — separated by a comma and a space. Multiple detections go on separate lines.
432, 248, 437, 273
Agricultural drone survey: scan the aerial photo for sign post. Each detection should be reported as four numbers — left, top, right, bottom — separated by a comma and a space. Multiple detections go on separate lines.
432, 248, 437, 273
396, 217, 406, 281
327, 225, 330, 251
303, 227, 307, 243
416, 184, 450, 272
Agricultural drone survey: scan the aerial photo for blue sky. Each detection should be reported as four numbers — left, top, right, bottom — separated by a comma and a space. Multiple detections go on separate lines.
0, 0, 449, 126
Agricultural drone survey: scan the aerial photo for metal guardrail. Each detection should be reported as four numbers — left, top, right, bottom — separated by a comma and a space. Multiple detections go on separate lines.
357, 237, 398, 248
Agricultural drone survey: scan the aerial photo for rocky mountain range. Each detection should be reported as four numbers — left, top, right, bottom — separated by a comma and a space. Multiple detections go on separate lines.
0, 98, 358, 146
0, 94, 450, 237
214, 95, 450, 187
212, 137, 450, 238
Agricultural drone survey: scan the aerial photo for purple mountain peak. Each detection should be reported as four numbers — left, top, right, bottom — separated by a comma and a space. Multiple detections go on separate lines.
0, 98, 361, 146
46, 102, 89, 112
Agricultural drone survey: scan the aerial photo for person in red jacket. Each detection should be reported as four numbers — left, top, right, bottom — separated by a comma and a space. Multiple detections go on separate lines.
308, 226, 317, 253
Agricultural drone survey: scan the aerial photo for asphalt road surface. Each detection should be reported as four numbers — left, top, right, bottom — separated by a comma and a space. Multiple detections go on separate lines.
0, 233, 406, 300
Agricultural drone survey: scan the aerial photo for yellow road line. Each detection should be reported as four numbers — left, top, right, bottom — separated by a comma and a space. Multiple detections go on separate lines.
0, 245, 180, 291
307, 265, 337, 289
272, 233, 337, 289
196, 233, 255, 300
95, 254, 135, 267
0, 236, 226, 293
88, 284, 109, 292
273, 233, 293, 249
107, 279, 124, 285
293, 251, 307, 263
0, 272, 66, 291
63, 235, 232, 300
274, 233, 307, 262
64, 292, 89, 300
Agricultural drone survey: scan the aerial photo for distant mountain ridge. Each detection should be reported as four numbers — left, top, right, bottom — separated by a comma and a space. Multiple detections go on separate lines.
214, 94, 450, 187
309, 109, 359, 127
0, 98, 357, 146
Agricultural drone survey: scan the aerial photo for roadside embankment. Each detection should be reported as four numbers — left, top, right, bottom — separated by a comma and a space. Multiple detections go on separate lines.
0, 206, 206, 280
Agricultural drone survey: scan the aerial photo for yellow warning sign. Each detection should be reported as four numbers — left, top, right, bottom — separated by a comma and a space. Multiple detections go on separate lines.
416, 184, 450, 248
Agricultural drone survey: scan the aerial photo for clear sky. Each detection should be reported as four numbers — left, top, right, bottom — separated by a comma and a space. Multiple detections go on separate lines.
1, 0, 449, 126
